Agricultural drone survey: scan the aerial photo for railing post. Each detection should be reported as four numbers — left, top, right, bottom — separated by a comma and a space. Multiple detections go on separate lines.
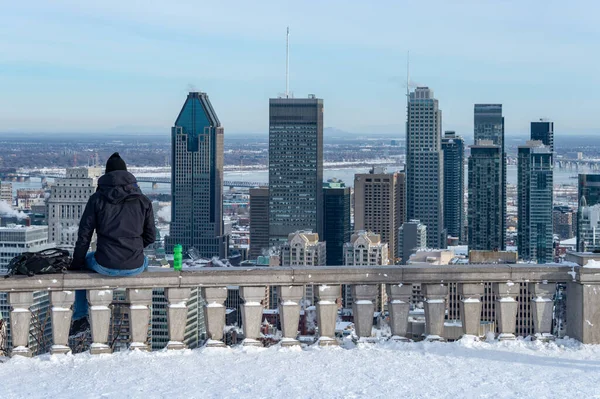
240, 286, 265, 347
126, 288, 152, 351
202, 287, 228, 348
386, 283, 412, 341
9, 292, 33, 357
351, 285, 378, 339
423, 284, 447, 341
88, 289, 113, 354
165, 288, 191, 350
316, 284, 341, 346
529, 283, 555, 341
50, 291, 75, 355
278, 285, 303, 346
493, 282, 519, 340
459, 283, 485, 338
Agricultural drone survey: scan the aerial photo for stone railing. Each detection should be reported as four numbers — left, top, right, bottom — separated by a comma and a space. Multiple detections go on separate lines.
0, 264, 598, 357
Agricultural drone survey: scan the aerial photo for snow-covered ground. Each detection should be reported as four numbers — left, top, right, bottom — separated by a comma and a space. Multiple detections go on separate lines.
2, 338, 600, 398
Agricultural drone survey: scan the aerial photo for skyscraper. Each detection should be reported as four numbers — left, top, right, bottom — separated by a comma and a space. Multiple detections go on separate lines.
268, 96, 323, 247
249, 187, 269, 260
354, 167, 405, 263
398, 220, 427, 264
406, 87, 445, 249
323, 180, 351, 266
473, 104, 506, 250
441, 131, 465, 242
165, 91, 227, 258
577, 174, 600, 251
517, 141, 554, 263
468, 141, 504, 251
0, 182, 12, 204
531, 119, 554, 152
553, 206, 575, 240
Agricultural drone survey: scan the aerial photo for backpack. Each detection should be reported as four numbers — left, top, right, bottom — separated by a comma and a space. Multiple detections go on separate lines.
3, 248, 71, 278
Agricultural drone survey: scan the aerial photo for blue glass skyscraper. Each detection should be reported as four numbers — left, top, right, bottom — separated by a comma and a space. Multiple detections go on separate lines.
165, 92, 227, 258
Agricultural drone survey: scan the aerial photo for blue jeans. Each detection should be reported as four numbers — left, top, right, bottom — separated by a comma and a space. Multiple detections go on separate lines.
72, 252, 148, 321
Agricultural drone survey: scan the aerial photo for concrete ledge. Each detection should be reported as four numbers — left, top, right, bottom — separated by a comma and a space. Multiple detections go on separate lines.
0, 264, 576, 292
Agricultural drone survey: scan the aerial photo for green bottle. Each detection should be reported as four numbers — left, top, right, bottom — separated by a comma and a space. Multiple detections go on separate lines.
173, 244, 183, 271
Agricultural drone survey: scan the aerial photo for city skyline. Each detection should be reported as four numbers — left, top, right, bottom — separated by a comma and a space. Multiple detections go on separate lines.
2, 2, 599, 136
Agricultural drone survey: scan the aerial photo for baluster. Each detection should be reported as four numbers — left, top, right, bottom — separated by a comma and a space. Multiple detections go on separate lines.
352, 285, 377, 340
423, 284, 447, 341
278, 285, 303, 346
88, 289, 113, 354
9, 292, 33, 357
316, 284, 341, 346
459, 283, 485, 339
240, 286, 265, 346
50, 291, 75, 355
202, 287, 228, 347
386, 283, 412, 341
530, 283, 555, 341
126, 288, 152, 351
165, 288, 191, 350
494, 282, 519, 340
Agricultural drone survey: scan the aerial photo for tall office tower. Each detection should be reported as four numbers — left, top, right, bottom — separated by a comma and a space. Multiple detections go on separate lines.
47, 167, 102, 249
0, 182, 12, 204
577, 174, 600, 251
553, 206, 575, 240
578, 204, 600, 252
474, 104, 505, 250
441, 131, 465, 242
268, 96, 323, 247
280, 231, 326, 305
406, 87, 445, 249
531, 119, 554, 152
354, 167, 405, 264
165, 91, 227, 259
249, 187, 269, 260
517, 141, 554, 263
0, 225, 53, 355
398, 220, 427, 265
468, 141, 504, 251
343, 231, 389, 310
323, 180, 351, 266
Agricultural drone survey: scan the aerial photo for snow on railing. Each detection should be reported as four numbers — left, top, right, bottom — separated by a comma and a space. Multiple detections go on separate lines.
0, 263, 598, 358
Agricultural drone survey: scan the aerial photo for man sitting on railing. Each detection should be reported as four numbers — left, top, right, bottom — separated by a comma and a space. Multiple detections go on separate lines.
69, 152, 156, 337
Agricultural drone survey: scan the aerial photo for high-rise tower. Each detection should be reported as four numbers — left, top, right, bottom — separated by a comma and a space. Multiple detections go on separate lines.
441, 131, 465, 242
468, 141, 504, 251
165, 92, 227, 258
323, 180, 351, 266
531, 119, 554, 152
268, 96, 323, 247
517, 141, 554, 263
473, 104, 506, 250
406, 87, 445, 248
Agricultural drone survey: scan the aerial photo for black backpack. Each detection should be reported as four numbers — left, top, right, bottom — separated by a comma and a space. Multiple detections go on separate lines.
4, 248, 71, 278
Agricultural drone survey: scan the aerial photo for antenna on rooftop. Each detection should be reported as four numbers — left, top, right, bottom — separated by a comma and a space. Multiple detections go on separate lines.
285, 27, 290, 98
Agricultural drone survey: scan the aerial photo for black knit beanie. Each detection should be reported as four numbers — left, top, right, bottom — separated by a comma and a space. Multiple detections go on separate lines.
105, 152, 127, 173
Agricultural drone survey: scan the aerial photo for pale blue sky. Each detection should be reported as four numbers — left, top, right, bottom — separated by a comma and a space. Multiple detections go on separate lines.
0, 1, 598, 136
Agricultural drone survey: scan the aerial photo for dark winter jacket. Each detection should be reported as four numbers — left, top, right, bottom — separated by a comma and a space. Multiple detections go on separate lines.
71, 170, 156, 270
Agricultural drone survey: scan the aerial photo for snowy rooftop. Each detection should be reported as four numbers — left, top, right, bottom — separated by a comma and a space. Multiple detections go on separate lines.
2, 338, 600, 398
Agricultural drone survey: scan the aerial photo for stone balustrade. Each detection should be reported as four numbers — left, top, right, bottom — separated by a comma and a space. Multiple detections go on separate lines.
0, 264, 598, 358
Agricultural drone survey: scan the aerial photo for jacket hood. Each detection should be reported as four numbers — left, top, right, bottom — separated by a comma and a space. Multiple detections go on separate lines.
97, 170, 143, 204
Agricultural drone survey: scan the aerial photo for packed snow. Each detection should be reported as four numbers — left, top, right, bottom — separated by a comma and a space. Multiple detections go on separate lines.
2, 338, 600, 398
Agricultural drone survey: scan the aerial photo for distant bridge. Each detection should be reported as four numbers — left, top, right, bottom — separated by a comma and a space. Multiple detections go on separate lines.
27, 173, 267, 188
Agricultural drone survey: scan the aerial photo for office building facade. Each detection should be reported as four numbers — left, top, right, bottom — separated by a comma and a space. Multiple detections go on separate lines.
441, 131, 464, 242
531, 120, 554, 152
553, 206, 575, 240
517, 141, 554, 263
577, 174, 600, 252
323, 180, 351, 266
398, 220, 427, 265
468, 141, 504, 251
268, 96, 323, 247
406, 87, 445, 249
249, 187, 269, 260
165, 92, 227, 259
354, 168, 405, 263
474, 104, 506, 250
